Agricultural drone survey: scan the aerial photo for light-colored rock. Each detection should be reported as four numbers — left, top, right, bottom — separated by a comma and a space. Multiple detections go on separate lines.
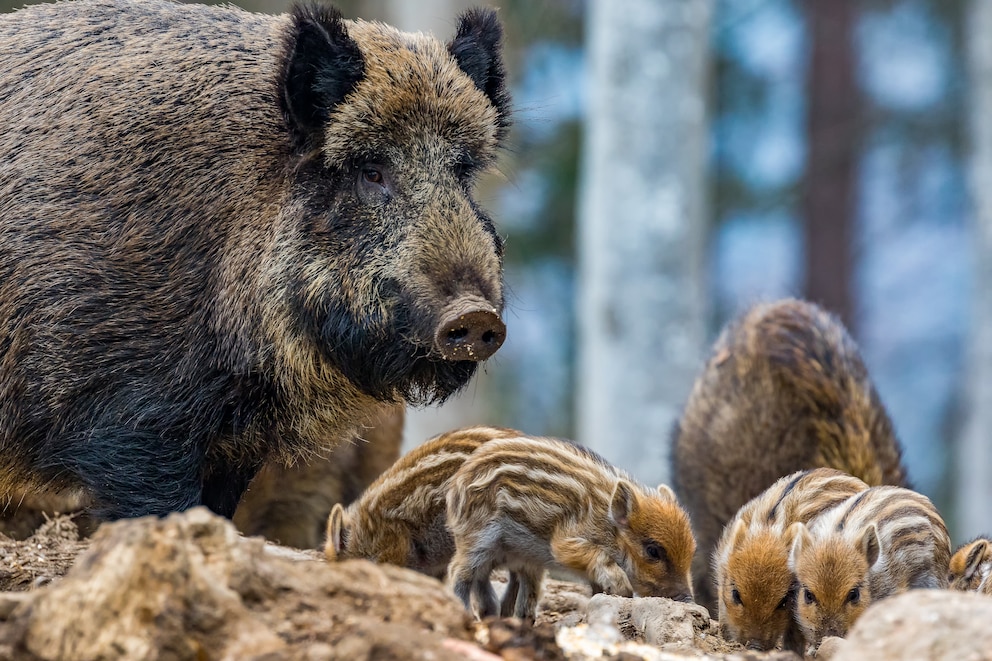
815, 636, 845, 660
834, 590, 992, 661
586, 593, 711, 650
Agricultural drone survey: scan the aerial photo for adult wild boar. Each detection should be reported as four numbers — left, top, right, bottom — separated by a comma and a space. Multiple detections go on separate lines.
0, 0, 510, 519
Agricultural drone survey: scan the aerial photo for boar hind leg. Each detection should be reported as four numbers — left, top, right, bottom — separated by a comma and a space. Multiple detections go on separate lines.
499, 572, 520, 618
66, 428, 204, 520
201, 461, 262, 519
448, 548, 478, 614
449, 545, 499, 619
510, 566, 543, 620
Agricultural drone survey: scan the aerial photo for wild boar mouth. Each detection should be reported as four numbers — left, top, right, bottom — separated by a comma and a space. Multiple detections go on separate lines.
315, 297, 490, 405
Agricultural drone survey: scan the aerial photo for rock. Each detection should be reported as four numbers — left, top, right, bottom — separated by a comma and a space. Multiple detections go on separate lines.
0, 507, 478, 660
477, 618, 567, 661
536, 578, 592, 628
815, 636, 845, 660
834, 590, 992, 661
585, 594, 711, 651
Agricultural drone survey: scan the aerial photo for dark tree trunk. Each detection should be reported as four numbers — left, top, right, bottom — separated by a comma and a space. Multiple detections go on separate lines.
803, 0, 861, 331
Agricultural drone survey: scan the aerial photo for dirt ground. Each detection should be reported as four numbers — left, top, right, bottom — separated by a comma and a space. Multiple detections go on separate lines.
0, 511, 805, 660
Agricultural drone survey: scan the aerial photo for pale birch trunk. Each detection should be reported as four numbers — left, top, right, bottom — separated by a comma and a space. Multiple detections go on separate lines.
577, 0, 712, 485
958, 0, 992, 538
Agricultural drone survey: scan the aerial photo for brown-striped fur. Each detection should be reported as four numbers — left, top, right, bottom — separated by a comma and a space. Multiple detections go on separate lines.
789, 486, 950, 650
714, 468, 869, 652
0, 0, 510, 520
672, 299, 908, 611
233, 403, 404, 549
446, 436, 695, 620
325, 425, 517, 578
949, 537, 992, 592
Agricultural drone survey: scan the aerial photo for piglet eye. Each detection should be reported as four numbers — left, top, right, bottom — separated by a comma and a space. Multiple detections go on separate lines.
362, 167, 383, 184
731, 588, 742, 606
804, 587, 817, 605
643, 541, 664, 562
847, 587, 860, 604
777, 594, 790, 610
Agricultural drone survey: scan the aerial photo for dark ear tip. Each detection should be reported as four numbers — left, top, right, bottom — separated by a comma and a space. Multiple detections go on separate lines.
291, 2, 348, 39
291, 2, 345, 25
281, 2, 364, 147
454, 6, 503, 44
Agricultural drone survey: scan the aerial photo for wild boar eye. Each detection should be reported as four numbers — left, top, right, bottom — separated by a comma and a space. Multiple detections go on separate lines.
847, 587, 860, 604
803, 587, 817, 605
362, 167, 383, 184
731, 587, 742, 606
642, 541, 665, 563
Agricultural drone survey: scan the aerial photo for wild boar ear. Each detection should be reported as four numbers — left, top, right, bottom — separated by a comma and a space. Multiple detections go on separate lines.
861, 523, 881, 568
965, 540, 990, 580
447, 8, 511, 134
729, 518, 748, 551
787, 523, 809, 568
656, 484, 677, 503
282, 4, 365, 146
326, 503, 349, 559
610, 480, 637, 529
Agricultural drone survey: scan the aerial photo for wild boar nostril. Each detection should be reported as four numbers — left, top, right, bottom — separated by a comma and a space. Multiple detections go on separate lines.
434, 297, 506, 362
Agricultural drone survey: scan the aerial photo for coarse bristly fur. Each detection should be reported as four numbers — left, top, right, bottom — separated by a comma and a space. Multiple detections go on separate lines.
788, 486, 950, 651
446, 436, 696, 621
713, 468, 869, 653
672, 298, 909, 612
0, 0, 511, 520
949, 537, 992, 593
233, 402, 404, 549
324, 425, 519, 578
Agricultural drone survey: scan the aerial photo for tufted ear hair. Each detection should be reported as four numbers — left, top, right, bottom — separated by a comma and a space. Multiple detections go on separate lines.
787, 522, 810, 569
447, 7, 511, 139
282, 4, 365, 149
610, 480, 638, 529
325, 503, 350, 560
966, 540, 991, 580
729, 518, 748, 552
656, 484, 677, 503
862, 523, 881, 568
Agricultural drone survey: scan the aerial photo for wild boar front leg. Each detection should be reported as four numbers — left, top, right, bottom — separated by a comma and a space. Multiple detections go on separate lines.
551, 535, 633, 597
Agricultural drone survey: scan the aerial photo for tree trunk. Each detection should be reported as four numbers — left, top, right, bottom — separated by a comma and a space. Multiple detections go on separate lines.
577, 0, 711, 485
958, 0, 992, 539
802, 0, 860, 330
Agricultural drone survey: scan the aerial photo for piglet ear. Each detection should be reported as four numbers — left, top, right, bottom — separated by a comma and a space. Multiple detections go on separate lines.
729, 518, 748, 552
610, 480, 637, 529
656, 484, 677, 503
282, 4, 365, 148
862, 523, 881, 568
787, 522, 809, 569
965, 540, 990, 580
325, 503, 349, 560
447, 8, 511, 138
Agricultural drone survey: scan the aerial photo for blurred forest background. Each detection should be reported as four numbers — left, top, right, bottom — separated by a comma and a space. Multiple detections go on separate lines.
2, 0, 989, 542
